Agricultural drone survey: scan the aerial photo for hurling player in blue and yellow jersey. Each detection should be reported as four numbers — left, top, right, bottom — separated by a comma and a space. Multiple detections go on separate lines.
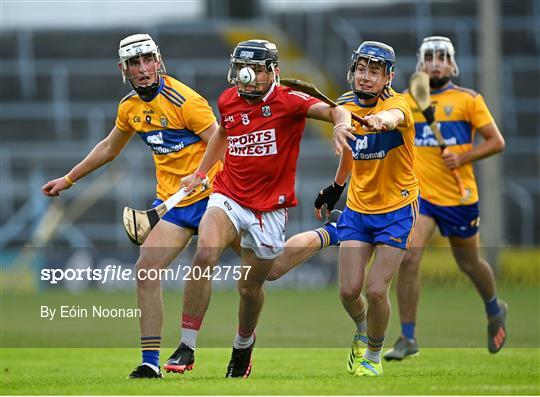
384, 36, 507, 361
42, 34, 222, 379
317, 41, 419, 377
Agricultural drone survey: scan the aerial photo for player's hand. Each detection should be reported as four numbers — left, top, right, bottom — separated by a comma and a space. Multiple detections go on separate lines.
359, 114, 394, 132
180, 172, 209, 195
41, 177, 73, 197
314, 181, 346, 221
180, 174, 201, 194
441, 149, 461, 169
332, 123, 356, 156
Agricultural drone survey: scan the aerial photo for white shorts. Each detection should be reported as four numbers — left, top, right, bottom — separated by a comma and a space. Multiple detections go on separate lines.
207, 193, 287, 260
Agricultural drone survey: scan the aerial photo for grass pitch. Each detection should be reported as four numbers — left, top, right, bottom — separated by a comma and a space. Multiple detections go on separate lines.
1, 284, 539, 394
1, 347, 538, 395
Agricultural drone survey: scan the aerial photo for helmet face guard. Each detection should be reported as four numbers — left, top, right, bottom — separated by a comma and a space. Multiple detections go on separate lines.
416, 36, 459, 88
227, 39, 279, 100
118, 34, 166, 100
347, 41, 395, 100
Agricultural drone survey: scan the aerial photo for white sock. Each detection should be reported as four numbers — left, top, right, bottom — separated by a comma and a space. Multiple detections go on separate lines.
180, 328, 198, 350
364, 348, 381, 364
233, 332, 254, 349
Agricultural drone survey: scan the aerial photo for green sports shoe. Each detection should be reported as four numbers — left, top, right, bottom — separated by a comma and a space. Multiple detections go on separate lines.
383, 335, 419, 361
347, 331, 368, 374
354, 357, 383, 377
487, 300, 508, 353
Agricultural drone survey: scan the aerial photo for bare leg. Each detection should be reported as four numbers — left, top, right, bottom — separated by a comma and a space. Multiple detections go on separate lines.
365, 245, 407, 340
267, 230, 322, 281
136, 220, 194, 337
237, 249, 275, 335
449, 233, 497, 301
164, 208, 239, 374
182, 207, 238, 320
225, 248, 275, 378
338, 241, 374, 323
396, 215, 436, 325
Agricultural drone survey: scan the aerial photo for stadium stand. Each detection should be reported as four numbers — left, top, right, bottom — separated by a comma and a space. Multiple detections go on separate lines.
0, 1, 538, 250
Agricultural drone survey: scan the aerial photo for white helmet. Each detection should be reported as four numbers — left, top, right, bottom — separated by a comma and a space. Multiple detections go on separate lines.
118, 34, 166, 98
416, 36, 459, 77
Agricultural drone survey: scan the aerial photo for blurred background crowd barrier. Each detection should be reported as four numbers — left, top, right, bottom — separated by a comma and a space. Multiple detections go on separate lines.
1, 0, 538, 292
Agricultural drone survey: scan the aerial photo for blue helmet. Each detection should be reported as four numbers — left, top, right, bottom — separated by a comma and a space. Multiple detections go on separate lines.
350, 41, 395, 74
347, 41, 395, 100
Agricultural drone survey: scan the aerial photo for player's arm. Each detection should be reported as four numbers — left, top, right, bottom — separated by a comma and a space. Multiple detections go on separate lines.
197, 121, 227, 163
42, 126, 134, 197
314, 151, 353, 220
307, 102, 356, 156
335, 150, 353, 186
198, 121, 220, 144
182, 125, 227, 191
441, 121, 505, 169
360, 108, 405, 132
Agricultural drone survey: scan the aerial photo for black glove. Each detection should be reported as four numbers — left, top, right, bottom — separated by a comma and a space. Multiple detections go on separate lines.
314, 181, 346, 211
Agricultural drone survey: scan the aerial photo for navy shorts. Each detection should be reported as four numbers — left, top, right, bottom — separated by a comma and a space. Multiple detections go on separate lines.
419, 197, 480, 238
151, 197, 209, 231
337, 200, 419, 250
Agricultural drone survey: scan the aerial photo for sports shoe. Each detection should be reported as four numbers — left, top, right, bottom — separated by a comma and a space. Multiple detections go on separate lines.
225, 338, 256, 378
128, 364, 163, 379
347, 331, 368, 374
354, 357, 383, 377
383, 335, 419, 361
163, 343, 195, 373
488, 300, 508, 353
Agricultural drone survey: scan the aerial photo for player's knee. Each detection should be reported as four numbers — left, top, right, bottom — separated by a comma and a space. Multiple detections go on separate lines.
265, 270, 278, 281
456, 258, 476, 275
193, 247, 220, 268
339, 285, 362, 303
135, 253, 160, 273
400, 249, 422, 272
135, 257, 161, 289
265, 264, 282, 281
237, 283, 262, 301
365, 283, 388, 306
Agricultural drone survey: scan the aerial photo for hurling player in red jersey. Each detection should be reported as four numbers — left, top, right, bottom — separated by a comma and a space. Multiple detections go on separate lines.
163, 39, 354, 378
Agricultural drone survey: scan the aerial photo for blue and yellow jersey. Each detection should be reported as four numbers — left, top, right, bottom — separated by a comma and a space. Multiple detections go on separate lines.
403, 83, 494, 206
337, 88, 419, 214
115, 75, 221, 207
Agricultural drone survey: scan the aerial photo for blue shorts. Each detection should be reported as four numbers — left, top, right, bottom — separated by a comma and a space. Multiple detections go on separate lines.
337, 201, 419, 250
419, 197, 479, 238
151, 197, 208, 232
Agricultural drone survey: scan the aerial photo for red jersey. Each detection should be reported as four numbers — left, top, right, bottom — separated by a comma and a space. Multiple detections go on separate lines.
213, 84, 319, 211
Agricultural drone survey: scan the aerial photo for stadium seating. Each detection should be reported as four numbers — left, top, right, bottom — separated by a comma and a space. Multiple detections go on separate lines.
0, 1, 538, 248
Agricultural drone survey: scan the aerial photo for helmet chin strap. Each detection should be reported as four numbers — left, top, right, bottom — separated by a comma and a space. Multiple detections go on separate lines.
349, 57, 391, 101
352, 78, 389, 101
239, 91, 262, 100
130, 76, 161, 101
353, 86, 385, 100
238, 81, 274, 100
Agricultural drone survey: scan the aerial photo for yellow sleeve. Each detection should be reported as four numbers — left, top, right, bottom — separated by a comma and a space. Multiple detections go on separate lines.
115, 101, 134, 134
402, 92, 416, 110
180, 94, 217, 135
382, 94, 413, 130
469, 94, 494, 130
